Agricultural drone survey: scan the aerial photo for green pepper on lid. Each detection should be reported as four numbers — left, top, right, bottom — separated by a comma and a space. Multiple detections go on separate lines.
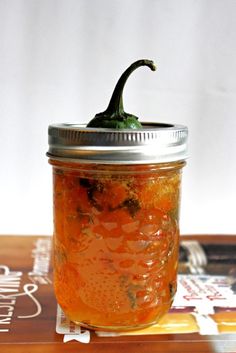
87, 59, 156, 129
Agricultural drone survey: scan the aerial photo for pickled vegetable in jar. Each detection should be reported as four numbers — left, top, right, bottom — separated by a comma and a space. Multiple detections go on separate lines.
47, 60, 188, 331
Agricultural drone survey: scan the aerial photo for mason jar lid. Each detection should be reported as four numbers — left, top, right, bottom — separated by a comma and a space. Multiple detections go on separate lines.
47, 122, 188, 164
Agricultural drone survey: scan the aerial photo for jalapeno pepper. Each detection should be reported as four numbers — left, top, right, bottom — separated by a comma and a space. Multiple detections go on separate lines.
87, 59, 156, 129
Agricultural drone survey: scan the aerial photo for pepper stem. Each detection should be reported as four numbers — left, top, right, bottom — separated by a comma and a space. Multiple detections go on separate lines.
105, 59, 156, 116
87, 59, 156, 129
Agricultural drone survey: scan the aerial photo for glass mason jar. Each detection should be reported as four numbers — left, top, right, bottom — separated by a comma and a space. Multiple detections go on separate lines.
47, 122, 188, 331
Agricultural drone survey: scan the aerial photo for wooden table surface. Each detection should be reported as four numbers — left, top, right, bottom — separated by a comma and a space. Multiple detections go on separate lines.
0, 234, 236, 353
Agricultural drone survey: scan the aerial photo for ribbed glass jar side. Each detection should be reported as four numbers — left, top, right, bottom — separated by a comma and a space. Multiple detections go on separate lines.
49, 159, 185, 331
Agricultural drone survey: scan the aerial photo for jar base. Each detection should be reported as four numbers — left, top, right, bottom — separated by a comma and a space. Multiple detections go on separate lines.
72, 316, 165, 332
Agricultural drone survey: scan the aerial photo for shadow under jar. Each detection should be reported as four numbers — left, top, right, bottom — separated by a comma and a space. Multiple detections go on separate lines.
47, 123, 188, 331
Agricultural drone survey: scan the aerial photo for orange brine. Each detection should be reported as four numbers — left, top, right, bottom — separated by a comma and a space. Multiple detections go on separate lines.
50, 161, 184, 330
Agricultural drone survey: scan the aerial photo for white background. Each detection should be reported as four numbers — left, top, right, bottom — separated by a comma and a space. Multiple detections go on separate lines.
0, 0, 236, 236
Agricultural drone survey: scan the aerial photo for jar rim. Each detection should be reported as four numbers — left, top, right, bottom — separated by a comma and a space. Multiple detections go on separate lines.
47, 122, 188, 164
